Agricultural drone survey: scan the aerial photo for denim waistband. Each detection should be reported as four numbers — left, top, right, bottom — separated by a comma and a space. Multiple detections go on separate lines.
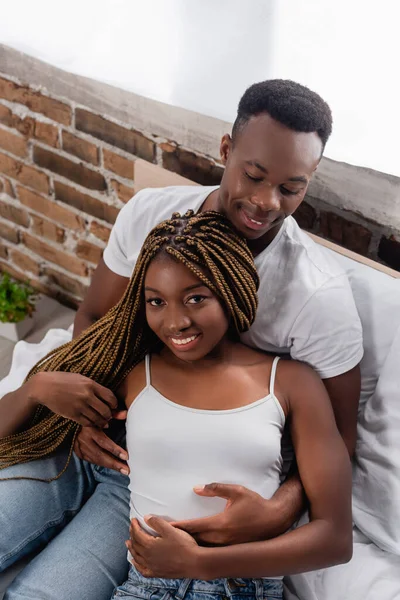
126, 565, 283, 600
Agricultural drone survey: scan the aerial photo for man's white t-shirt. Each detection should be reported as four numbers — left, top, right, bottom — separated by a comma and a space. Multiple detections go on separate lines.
103, 185, 363, 379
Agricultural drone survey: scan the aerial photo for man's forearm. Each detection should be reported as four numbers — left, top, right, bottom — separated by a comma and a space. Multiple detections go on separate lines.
193, 519, 351, 580
266, 465, 307, 536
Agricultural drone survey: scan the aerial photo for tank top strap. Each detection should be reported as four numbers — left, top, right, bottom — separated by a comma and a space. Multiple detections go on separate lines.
269, 356, 280, 397
144, 354, 151, 386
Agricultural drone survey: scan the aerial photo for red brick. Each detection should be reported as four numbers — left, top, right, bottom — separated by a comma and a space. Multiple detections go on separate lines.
62, 131, 99, 165
0, 108, 35, 140
0, 77, 72, 125
0, 104, 13, 127
34, 121, 59, 147
0, 109, 58, 147
319, 212, 372, 256
0, 151, 49, 194
90, 220, 112, 243
0, 242, 7, 259
0, 128, 28, 157
12, 115, 35, 138
293, 201, 317, 231
17, 186, 86, 231
31, 214, 65, 243
43, 265, 87, 298
54, 181, 119, 224
110, 179, 134, 203
103, 148, 134, 179
0, 220, 19, 243
75, 109, 155, 162
162, 147, 224, 185
21, 232, 87, 276
0, 200, 29, 227
2, 178, 15, 197
378, 235, 400, 271
33, 146, 106, 191
10, 248, 41, 276
76, 239, 103, 264
160, 142, 176, 153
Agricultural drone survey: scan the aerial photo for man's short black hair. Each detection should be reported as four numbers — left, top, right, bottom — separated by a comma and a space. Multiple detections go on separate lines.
232, 79, 332, 150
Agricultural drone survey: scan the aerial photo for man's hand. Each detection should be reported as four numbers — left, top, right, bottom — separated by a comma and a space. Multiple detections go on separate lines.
27, 371, 118, 428
127, 517, 199, 579
74, 411, 129, 474
171, 483, 288, 546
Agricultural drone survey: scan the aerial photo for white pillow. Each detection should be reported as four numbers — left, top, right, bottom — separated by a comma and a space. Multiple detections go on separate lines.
321, 248, 400, 553
323, 249, 400, 410
352, 324, 400, 554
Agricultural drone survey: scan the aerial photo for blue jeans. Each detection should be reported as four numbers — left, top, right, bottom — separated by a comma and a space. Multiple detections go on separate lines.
0, 447, 130, 600
111, 565, 283, 600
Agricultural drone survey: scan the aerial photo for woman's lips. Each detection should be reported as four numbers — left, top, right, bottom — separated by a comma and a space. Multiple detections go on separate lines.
168, 333, 201, 352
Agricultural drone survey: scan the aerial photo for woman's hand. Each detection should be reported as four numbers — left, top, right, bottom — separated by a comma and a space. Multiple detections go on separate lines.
26, 371, 118, 428
127, 517, 200, 579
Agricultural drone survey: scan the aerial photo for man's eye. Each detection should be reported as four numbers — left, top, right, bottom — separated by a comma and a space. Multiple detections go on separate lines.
187, 295, 206, 304
146, 298, 164, 306
245, 172, 263, 183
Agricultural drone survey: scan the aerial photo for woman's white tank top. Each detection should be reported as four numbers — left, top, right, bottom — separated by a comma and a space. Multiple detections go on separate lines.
126, 355, 285, 529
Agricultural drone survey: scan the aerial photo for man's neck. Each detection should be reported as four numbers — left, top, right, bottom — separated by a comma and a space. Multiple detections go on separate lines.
200, 188, 283, 257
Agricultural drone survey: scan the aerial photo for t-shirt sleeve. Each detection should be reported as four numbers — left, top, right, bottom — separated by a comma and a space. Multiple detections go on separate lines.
289, 274, 364, 379
103, 198, 136, 278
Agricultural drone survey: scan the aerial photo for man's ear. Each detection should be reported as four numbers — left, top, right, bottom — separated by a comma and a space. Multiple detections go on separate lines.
220, 134, 232, 165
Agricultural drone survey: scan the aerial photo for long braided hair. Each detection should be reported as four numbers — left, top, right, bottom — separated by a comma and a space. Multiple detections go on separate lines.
0, 210, 259, 481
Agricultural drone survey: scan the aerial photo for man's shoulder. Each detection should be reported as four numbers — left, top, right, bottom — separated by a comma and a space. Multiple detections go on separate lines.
273, 216, 345, 286
124, 185, 215, 217
110, 185, 218, 260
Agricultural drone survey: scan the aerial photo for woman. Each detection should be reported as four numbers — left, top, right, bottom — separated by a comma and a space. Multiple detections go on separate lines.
0, 211, 351, 600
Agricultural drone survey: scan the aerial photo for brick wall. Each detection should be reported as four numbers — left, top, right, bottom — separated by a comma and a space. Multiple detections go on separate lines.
0, 74, 221, 307
0, 72, 399, 309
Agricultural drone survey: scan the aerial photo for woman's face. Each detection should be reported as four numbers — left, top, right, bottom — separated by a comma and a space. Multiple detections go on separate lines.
144, 254, 230, 362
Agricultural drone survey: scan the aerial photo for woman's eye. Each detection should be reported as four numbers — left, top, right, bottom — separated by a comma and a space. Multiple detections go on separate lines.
187, 295, 206, 304
146, 298, 164, 307
280, 186, 301, 196
245, 172, 263, 183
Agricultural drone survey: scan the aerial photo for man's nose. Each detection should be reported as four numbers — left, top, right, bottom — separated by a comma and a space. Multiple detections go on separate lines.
250, 187, 281, 212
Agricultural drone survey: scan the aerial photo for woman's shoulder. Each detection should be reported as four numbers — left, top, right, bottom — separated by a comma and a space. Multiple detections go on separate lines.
117, 359, 147, 409
233, 343, 276, 366
274, 357, 328, 415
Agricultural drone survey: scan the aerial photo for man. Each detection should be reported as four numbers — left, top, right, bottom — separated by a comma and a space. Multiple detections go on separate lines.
1, 80, 362, 600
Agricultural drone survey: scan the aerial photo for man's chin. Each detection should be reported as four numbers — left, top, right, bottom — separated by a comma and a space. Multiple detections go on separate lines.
236, 225, 271, 240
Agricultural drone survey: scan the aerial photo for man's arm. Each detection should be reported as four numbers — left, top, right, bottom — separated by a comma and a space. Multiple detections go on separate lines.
73, 258, 129, 338
322, 364, 361, 457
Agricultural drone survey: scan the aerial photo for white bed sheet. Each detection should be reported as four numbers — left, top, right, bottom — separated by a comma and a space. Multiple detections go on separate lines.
284, 527, 400, 600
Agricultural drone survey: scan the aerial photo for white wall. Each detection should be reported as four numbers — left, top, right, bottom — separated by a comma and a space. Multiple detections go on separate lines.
0, 0, 399, 176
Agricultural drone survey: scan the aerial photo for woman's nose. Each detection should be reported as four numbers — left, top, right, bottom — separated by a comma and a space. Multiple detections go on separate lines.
164, 309, 192, 335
